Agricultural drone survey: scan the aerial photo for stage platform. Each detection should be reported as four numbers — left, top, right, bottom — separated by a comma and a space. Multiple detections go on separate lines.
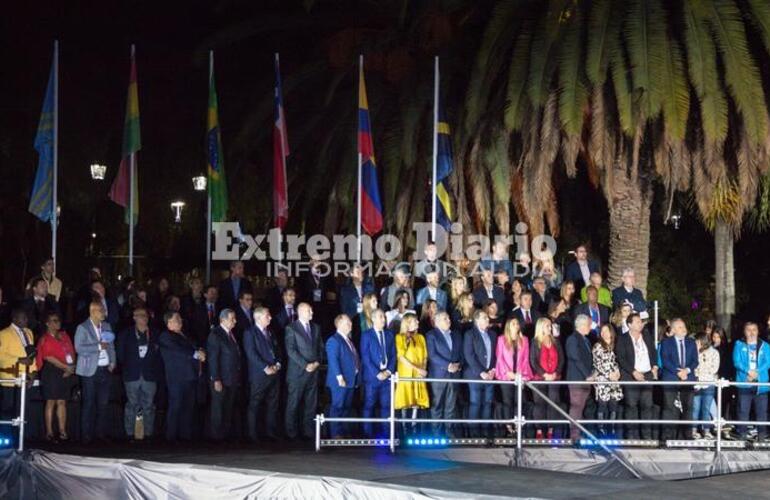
2, 441, 770, 499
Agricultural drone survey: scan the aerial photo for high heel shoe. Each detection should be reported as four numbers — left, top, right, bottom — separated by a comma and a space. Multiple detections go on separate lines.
59, 432, 69, 442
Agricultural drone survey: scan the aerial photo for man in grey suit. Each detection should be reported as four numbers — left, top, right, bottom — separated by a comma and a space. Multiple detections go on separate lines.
75, 301, 116, 444
284, 302, 323, 441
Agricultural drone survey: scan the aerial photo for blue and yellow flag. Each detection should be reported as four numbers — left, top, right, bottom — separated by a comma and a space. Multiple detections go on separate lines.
29, 59, 56, 222
435, 94, 453, 230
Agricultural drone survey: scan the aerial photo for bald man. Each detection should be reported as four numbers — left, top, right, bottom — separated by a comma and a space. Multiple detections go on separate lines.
284, 303, 323, 440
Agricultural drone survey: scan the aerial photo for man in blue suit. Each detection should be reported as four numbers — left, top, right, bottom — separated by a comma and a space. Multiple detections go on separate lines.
426, 311, 463, 437
217, 261, 253, 313
463, 310, 497, 438
416, 267, 448, 314
564, 245, 600, 292
360, 309, 396, 437
659, 318, 698, 440
158, 312, 206, 442
325, 314, 361, 438
243, 307, 282, 443
207, 309, 242, 441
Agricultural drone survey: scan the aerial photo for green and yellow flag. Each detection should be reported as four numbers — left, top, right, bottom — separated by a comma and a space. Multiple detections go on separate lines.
207, 54, 228, 222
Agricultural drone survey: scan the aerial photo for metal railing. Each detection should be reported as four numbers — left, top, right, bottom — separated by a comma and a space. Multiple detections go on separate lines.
315, 372, 770, 457
0, 372, 28, 452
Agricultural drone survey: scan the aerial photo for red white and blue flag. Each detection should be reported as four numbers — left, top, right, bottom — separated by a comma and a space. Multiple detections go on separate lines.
358, 60, 383, 235
273, 54, 289, 230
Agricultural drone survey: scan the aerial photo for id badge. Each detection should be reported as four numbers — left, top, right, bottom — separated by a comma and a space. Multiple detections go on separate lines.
313, 289, 322, 302
138, 345, 148, 359
356, 302, 363, 314
65, 354, 74, 365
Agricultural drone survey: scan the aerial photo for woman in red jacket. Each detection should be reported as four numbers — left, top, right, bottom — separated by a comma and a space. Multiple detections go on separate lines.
528, 318, 565, 439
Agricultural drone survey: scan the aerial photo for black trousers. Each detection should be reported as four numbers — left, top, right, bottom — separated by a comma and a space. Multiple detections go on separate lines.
285, 372, 318, 439
210, 383, 238, 440
623, 385, 653, 439
662, 386, 693, 440
80, 367, 111, 442
430, 381, 459, 436
166, 380, 196, 441
247, 375, 280, 440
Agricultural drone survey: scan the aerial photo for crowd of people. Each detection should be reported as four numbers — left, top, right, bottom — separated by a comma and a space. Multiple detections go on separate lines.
0, 244, 768, 447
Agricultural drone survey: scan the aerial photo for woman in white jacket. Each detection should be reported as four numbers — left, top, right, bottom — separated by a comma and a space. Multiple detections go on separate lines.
692, 332, 720, 439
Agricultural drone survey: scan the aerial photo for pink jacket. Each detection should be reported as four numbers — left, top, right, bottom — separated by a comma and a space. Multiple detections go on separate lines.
495, 335, 534, 381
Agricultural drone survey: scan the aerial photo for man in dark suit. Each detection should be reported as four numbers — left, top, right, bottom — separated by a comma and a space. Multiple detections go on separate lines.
360, 309, 396, 437
564, 245, 600, 292
217, 261, 253, 313
296, 258, 337, 332
531, 277, 551, 316
264, 268, 289, 314
611, 268, 647, 315
379, 264, 414, 312
158, 312, 206, 442
463, 310, 498, 438
472, 269, 505, 312
284, 302, 323, 440
207, 309, 243, 441
21, 277, 59, 339
426, 311, 463, 437
90, 280, 120, 332
234, 290, 255, 343
614, 313, 658, 439
339, 263, 375, 323
271, 288, 297, 337
325, 314, 361, 438
573, 286, 610, 340
659, 318, 698, 440
243, 307, 282, 443
565, 315, 595, 441
116, 306, 163, 441
185, 284, 217, 346
509, 292, 541, 338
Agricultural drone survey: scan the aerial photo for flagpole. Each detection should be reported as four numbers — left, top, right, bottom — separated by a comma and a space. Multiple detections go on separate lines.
431, 56, 438, 241
357, 55, 363, 263
276, 52, 286, 263
52, 40, 59, 273
206, 50, 214, 284
128, 44, 136, 275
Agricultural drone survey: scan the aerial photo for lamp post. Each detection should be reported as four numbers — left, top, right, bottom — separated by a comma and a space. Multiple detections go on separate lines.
170, 201, 186, 224
90, 164, 107, 180
192, 175, 207, 192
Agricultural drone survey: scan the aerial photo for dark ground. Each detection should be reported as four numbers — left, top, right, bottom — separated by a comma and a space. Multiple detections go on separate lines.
29, 440, 770, 499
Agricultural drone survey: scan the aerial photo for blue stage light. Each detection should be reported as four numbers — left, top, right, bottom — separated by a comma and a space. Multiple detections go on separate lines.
419, 439, 427, 445
440, 438, 447, 445
407, 439, 413, 445
427, 439, 434, 445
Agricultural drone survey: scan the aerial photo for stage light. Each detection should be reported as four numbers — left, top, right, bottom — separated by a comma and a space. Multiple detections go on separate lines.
666, 439, 745, 449
170, 201, 186, 223
577, 439, 658, 448
407, 439, 413, 445
319, 439, 399, 447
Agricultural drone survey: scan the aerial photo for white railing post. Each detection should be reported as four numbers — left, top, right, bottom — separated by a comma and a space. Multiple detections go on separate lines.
389, 373, 397, 453
18, 371, 27, 453
653, 300, 659, 345
315, 414, 322, 452
516, 373, 523, 450
716, 379, 724, 455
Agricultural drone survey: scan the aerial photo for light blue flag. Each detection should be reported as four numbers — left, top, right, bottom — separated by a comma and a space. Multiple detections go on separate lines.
29, 61, 56, 222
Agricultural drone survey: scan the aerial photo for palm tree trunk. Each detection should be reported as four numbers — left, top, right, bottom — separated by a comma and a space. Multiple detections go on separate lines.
606, 160, 653, 294
714, 220, 735, 335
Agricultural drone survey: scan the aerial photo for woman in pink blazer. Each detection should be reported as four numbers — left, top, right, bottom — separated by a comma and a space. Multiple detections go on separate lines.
495, 318, 533, 436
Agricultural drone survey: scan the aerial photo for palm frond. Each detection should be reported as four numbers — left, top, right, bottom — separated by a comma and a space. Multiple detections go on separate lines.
624, 0, 665, 122
503, 25, 533, 132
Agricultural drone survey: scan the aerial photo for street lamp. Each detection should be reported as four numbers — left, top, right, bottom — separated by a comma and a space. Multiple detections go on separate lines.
90, 164, 107, 180
192, 175, 207, 191
170, 201, 186, 223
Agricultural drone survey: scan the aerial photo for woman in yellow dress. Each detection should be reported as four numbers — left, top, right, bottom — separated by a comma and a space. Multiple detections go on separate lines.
394, 313, 429, 435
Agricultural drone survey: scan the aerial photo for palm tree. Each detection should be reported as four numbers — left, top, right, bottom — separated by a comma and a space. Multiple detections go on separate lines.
461, 0, 770, 304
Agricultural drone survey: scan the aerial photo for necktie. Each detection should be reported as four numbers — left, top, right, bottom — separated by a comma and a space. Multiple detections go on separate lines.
378, 331, 386, 365
679, 339, 685, 368
525, 310, 531, 324
208, 304, 214, 323
304, 322, 312, 341
344, 335, 360, 371
287, 305, 295, 321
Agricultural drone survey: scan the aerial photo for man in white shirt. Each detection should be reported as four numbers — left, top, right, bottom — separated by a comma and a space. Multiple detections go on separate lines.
75, 301, 116, 444
615, 313, 657, 440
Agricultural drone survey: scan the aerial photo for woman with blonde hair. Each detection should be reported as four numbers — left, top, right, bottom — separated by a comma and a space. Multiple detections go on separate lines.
394, 313, 429, 435
359, 292, 379, 335
529, 317, 564, 439
449, 276, 469, 310
611, 303, 633, 335
495, 318, 533, 435
451, 292, 475, 334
